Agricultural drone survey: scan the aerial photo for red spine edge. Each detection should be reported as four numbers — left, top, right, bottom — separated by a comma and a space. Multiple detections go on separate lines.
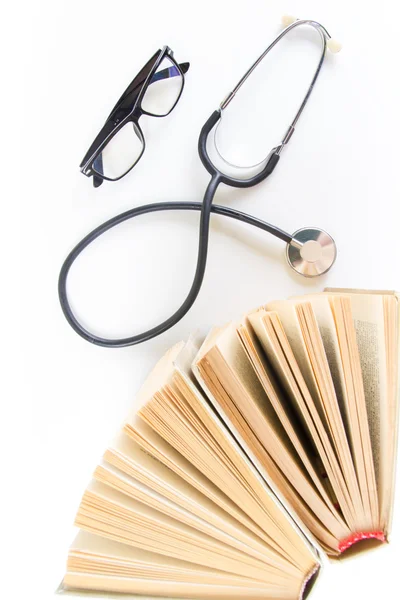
338, 531, 386, 553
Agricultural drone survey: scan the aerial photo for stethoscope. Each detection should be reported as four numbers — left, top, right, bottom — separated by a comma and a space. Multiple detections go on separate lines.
59, 16, 341, 348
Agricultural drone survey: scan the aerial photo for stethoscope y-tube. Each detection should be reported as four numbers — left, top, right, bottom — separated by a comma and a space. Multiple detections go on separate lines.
59, 16, 340, 348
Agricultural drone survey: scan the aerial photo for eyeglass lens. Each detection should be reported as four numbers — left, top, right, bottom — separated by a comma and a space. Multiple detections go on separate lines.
92, 122, 144, 180
141, 56, 183, 116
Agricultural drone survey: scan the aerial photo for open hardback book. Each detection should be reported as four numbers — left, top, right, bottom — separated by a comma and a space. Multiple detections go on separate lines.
60, 289, 399, 599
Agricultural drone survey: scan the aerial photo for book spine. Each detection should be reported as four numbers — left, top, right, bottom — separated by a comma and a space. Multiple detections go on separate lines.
338, 531, 386, 553
300, 563, 321, 600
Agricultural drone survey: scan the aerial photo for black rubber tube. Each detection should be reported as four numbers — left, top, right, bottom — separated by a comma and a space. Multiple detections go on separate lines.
58, 190, 292, 348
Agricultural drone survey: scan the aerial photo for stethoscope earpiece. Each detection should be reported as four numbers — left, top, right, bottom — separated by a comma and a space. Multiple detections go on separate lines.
281, 15, 342, 53
286, 228, 337, 278
281, 15, 297, 27
326, 38, 342, 53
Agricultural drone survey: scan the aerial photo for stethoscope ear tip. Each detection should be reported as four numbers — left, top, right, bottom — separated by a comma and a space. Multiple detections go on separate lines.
281, 14, 297, 27
281, 15, 342, 54
327, 38, 342, 53
286, 227, 337, 278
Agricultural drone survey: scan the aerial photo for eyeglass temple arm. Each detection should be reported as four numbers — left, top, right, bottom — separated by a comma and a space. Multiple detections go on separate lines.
150, 62, 189, 83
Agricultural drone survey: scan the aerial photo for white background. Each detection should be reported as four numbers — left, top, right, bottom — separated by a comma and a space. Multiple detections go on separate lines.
6, 0, 400, 598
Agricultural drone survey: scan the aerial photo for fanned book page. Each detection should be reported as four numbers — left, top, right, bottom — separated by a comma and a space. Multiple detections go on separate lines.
193, 289, 399, 556
61, 289, 399, 599
62, 340, 321, 600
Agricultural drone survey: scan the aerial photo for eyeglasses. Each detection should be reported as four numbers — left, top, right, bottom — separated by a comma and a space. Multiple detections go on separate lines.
80, 46, 189, 187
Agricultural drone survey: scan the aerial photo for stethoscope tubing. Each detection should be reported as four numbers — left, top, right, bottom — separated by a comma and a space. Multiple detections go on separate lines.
58, 191, 293, 348
59, 106, 289, 349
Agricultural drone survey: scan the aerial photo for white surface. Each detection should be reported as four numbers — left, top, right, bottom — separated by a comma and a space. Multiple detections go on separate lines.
7, 0, 400, 598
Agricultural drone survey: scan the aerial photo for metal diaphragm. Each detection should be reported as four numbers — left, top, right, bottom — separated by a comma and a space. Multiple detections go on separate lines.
286, 227, 337, 277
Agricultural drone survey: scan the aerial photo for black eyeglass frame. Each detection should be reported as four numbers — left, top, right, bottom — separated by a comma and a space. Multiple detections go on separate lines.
79, 45, 189, 187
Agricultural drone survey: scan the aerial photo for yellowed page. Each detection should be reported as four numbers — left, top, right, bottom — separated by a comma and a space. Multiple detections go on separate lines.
66, 532, 303, 597
237, 320, 343, 516
63, 573, 298, 599
248, 308, 356, 531
129, 341, 319, 572
94, 461, 285, 565
62, 338, 322, 600
75, 481, 286, 584
195, 322, 351, 541
293, 294, 378, 528
323, 290, 399, 530
124, 416, 265, 537
105, 432, 284, 558
266, 299, 367, 530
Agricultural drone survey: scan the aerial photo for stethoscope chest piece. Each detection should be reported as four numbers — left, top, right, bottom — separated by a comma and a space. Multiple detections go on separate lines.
286, 227, 337, 278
